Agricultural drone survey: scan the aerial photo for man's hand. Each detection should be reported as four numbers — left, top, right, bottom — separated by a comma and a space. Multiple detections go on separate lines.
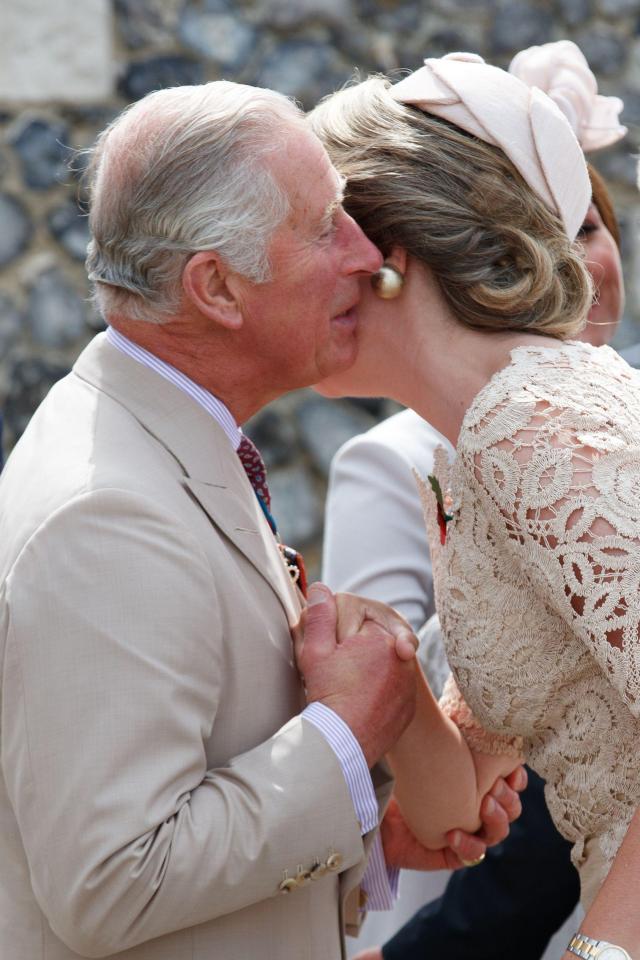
333, 591, 419, 662
381, 766, 528, 870
295, 583, 417, 767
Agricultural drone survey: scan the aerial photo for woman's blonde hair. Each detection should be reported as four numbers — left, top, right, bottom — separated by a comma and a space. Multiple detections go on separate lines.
308, 76, 592, 339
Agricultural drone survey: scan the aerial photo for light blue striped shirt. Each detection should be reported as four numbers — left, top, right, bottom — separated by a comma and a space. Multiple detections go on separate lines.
106, 326, 395, 909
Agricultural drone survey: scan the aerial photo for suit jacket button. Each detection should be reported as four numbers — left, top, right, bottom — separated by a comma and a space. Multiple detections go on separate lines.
326, 853, 343, 872
279, 878, 297, 894
309, 861, 326, 880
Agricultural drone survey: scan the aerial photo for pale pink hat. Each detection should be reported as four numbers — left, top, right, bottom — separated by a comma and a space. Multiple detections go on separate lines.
509, 40, 626, 153
391, 52, 590, 240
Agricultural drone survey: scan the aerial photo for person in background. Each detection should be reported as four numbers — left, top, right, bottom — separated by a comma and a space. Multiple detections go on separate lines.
321, 41, 627, 960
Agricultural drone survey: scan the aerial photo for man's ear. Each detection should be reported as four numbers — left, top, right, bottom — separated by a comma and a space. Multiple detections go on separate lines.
182, 252, 244, 330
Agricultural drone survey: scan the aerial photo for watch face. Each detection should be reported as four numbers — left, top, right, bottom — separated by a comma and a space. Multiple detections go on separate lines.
599, 948, 630, 960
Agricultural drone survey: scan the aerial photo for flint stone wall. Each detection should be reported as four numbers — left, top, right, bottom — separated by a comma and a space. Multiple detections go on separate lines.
2, 0, 640, 575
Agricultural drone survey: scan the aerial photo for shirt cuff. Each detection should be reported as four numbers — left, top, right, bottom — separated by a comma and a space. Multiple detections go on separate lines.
361, 833, 400, 910
302, 701, 379, 834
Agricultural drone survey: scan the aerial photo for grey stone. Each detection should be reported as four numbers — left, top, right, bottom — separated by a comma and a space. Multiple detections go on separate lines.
0, 293, 23, 354
624, 37, 640, 95
618, 89, 640, 129
244, 408, 298, 470
179, 9, 256, 68
432, 0, 494, 9
557, 0, 593, 24
374, 3, 423, 33
596, 0, 640, 14
268, 463, 323, 546
48, 201, 91, 262
611, 308, 640, 349
27, 268, 87, 348
0, 0, 113, 105
63, 105, 120, 129
591, 147, 639, 188
488, 3, 553, 55
258, 40, 347, 106
620, 339, 640, 367
423, 23, 487, 57
4, 358, 70, 445
114, 0, 182, 50
0, 194, 32, 266
347, 397, 387, 417
8, 116, 71, 189
118, 56, 204, 102
574, 26, 627, 75
257, 0, 354, 28
204, 0, 236, 10
295, 396, 377, 476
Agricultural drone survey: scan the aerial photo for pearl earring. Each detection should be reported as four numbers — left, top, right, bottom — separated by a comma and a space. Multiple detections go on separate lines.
370, 263, 405, 299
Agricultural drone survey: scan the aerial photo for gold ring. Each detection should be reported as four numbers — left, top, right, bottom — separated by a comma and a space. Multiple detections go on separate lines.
461, 853, 486, 868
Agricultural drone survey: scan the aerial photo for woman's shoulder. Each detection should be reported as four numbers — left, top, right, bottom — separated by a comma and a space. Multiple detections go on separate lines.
460, 341, 640, 457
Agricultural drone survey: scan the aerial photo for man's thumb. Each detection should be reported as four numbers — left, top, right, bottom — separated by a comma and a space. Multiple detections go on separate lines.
298, 583, 337, 661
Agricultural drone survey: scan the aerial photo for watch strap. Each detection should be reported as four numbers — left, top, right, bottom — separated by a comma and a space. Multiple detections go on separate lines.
568, 933, 631, 959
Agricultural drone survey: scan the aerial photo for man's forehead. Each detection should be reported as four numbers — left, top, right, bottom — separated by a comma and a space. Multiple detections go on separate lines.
270, 126, 342, 200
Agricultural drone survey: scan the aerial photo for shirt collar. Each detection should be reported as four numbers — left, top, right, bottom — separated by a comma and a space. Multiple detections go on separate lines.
106, 325, 242, 451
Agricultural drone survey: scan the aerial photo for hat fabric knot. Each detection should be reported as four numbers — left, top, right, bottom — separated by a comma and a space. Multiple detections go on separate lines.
391, 52, 591, 240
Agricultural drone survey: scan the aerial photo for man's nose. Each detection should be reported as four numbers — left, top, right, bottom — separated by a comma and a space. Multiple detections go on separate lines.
344, 216, 383, 275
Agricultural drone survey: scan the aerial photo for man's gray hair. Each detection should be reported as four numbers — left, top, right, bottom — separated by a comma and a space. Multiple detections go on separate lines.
85, 81, 303, 324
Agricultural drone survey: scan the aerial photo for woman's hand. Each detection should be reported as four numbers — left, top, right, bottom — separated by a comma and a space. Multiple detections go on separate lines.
381, 766, 527, 870
333, 590, 419, 661
294, 587, 419, 662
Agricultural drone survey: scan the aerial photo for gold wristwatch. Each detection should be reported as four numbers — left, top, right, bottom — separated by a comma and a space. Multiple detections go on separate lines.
568, 933, 632, 960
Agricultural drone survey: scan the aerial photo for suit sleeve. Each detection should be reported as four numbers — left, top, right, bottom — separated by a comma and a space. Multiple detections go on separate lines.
322, 434, 436, 632
1, 488, 365, 957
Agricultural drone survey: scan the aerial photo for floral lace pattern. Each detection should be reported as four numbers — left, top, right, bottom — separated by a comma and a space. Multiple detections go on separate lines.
419, 341, 640, 906
439, 674, 523, 757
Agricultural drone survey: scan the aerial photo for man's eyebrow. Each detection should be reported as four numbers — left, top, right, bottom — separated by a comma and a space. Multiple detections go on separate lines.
323, 176, 347, 219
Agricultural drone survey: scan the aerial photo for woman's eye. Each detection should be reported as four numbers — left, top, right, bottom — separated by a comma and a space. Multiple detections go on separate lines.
577, 222, 598, 238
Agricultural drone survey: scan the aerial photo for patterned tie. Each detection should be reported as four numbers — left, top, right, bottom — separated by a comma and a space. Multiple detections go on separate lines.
236, 433, 307, 596
237, 434, 276, 533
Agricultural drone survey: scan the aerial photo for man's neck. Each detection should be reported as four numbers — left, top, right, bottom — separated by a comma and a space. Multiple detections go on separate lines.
107, 315, 272, 426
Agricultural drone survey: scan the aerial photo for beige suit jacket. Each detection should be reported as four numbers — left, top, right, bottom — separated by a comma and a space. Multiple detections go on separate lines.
0, 334, 392, 959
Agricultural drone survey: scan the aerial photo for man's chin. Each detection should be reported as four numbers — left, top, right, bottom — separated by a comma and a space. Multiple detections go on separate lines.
312, 371, 379, 399
312, 379, 348, 398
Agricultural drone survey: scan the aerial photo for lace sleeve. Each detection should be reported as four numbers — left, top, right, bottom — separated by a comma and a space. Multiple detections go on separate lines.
440, 674, 524, 757
469, 384, 640, 719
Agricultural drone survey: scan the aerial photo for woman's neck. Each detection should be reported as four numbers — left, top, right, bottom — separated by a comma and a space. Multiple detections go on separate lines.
379, 314, 560, 447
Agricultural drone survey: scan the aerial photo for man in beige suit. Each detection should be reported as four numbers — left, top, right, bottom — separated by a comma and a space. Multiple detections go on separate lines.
0, 82, 521, 960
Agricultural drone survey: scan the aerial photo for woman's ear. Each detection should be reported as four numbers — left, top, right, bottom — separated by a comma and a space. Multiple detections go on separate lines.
182, 252, 244, 330
385, 246, 408, 275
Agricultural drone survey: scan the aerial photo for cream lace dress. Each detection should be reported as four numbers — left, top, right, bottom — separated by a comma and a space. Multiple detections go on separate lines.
420, 340, 640, 908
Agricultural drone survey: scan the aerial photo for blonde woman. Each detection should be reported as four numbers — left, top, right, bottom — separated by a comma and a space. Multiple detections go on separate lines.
309, 50, 638, 960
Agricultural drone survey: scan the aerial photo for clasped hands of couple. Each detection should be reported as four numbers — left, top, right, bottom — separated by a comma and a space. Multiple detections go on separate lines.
294, 581, 526, 873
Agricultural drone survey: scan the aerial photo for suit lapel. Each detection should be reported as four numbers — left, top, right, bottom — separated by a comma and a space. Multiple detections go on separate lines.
184, 476, 300, 624
73, 334, 301, 624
